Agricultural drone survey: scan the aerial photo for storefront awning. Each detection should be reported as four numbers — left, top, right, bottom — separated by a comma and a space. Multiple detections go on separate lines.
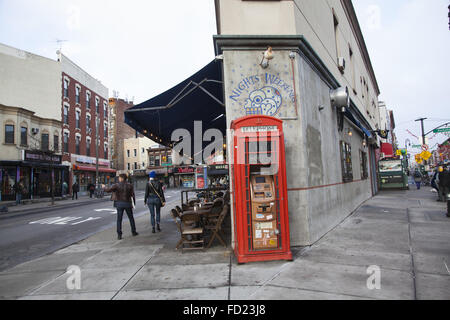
124, 60, 225, 150
344, 108, 372, 138
74, 166, 116, 174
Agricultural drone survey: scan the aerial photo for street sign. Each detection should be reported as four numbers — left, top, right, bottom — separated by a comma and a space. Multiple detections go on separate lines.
422, 144, 429, 151
412, 145, 422, 149
415, 154, 422, 164
420, 150, 432, 161
433, 128, 450, 133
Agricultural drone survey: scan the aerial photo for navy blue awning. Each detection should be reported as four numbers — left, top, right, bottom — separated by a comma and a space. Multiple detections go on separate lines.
124, 60, 225, 150
344, 108, 372, 138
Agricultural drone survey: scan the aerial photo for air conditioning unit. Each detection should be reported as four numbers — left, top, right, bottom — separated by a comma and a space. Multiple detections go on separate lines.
338, 57, 346, 72
31, 128, 39, 135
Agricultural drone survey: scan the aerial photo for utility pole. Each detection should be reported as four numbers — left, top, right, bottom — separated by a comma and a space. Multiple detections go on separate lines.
415, 118, 428, 166
415, 118, 427, 146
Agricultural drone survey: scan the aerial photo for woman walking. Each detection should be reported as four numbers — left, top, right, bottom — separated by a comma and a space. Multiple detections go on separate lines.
145, 171, 166, 233
105, 174, 138, 240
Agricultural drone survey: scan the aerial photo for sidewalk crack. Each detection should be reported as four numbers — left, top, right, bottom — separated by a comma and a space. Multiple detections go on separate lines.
406, 208, 417, 300
110, 246, 161, 300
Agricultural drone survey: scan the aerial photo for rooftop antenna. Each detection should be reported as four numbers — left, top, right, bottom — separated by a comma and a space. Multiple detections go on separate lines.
55, 39, 68, 52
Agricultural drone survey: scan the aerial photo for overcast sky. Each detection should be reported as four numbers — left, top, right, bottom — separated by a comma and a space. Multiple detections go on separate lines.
0, 0, 449, 153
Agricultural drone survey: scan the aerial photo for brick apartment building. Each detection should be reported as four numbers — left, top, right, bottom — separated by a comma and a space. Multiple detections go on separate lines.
108, 98, 138, 173
59, 53, 114, 193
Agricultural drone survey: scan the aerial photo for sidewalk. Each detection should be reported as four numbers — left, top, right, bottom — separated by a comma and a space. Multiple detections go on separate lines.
0, 186, 448, 300
0, 195, 109, 218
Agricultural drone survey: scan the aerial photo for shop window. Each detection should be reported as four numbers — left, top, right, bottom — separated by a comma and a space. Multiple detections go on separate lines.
64, 132, 69, 153
155, 155, 160, 167
360, 150, 368, 180
75, 136, 81, 154
64, 106, 69, 125
21, 127, 28, 146
340, 141, 353, 182
41, 133, 49, 151
5, 124, 14, 144
64, 79, 69, 98
76, 86, 81, 104
1, 167, 17, 201
54, 135, 59, 152
149, 155, 155, 166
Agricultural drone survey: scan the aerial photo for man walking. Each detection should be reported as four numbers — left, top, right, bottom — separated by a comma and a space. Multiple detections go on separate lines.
438, 166, 450, 217
145, 171, 166, 234
72, 181, 79, 200
105, 174, 138, 240
413, 169, 422, 190
87, 182, 95, 198
13, 180, 25, 205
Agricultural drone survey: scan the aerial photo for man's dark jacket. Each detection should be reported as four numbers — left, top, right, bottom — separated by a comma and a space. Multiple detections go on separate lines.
105, 182, 136, 206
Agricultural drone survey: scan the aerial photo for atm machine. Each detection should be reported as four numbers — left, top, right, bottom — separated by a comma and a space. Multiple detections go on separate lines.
250, 175, 278, 249
230, 115, 292, 264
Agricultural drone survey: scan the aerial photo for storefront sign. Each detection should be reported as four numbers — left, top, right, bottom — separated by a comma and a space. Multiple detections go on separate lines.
74, 155, 109, 166
175, 167, 195, 174
208, 164, 229, 171
23, 150, 62, 164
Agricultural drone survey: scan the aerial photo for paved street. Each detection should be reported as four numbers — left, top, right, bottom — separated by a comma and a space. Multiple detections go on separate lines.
0, 185, 448, 300
0, 189, 181, 272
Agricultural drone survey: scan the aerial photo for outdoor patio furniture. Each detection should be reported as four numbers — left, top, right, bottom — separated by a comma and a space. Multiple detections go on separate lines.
172, 207, 181, 219
171, 209, 204, 251
205, 204, 229, 249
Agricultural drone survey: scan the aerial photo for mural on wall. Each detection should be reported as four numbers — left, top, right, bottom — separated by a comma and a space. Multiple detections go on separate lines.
224, 51, 299, 120
244, 86, 282, 116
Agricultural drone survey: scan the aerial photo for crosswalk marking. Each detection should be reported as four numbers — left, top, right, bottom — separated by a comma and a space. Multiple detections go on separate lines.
29, 216, 102, 226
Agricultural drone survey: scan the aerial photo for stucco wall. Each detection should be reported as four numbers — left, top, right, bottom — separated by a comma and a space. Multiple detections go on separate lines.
0, 105, 62, 161
222, 48, 373, 246
0, 43, 62, 121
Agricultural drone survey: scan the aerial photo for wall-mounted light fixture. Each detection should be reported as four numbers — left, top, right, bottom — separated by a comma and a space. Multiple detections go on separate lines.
362, 138, 367, 148
260, 47, 274, 69
347, 128, 353, 137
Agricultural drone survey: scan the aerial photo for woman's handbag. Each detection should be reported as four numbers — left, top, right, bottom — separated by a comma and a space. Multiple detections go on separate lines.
149, 181, 165, 207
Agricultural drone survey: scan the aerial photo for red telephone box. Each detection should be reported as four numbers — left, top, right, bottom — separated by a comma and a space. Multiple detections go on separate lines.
230, 115, 293, 264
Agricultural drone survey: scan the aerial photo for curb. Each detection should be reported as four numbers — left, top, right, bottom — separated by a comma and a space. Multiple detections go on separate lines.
0, 197, 112, 220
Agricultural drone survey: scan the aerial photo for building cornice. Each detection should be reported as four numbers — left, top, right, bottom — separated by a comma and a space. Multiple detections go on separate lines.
340, 0, 380, 96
